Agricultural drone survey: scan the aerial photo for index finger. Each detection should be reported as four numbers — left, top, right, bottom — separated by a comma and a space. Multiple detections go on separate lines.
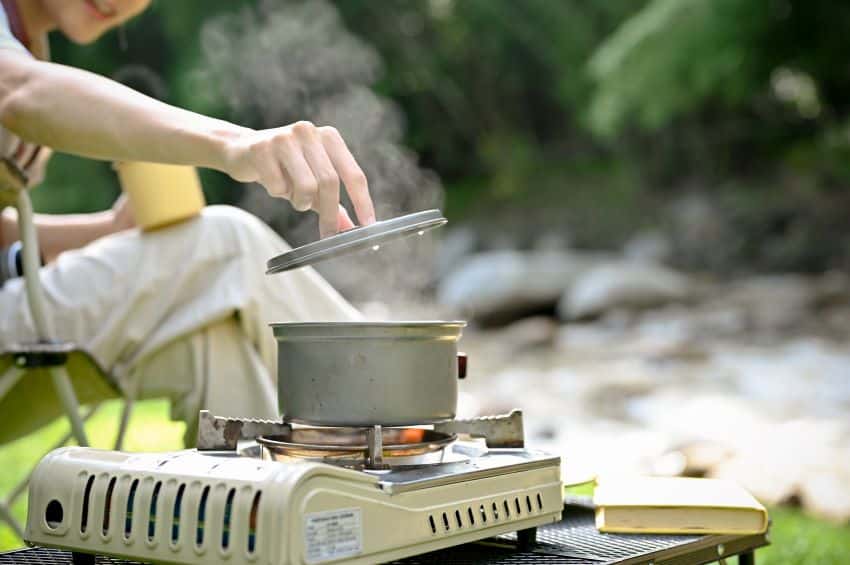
319, 127, 375, 226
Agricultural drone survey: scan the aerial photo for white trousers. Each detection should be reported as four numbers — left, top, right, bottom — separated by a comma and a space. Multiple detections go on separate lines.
0, 206, 359, 442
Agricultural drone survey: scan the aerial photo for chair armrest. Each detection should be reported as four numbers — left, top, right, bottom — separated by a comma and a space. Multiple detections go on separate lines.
4, 341, 76, 368
0, 158, 28, 213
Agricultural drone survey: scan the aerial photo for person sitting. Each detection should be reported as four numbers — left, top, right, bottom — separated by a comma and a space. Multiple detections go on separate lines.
0, 0, 375, 441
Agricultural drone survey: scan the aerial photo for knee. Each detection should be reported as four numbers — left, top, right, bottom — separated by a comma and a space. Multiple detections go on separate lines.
202, 205, 263, 231
202, 205, 266, 240
197, 205, 290, 254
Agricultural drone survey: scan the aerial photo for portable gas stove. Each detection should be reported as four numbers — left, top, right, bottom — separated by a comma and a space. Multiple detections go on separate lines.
23, 210, 563, 563
24, 409, 562, 564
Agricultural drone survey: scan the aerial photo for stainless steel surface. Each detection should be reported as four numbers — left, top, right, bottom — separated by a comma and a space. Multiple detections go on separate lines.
256, 426, 457, 467
366, 425, 385, 469
375, 450, 561, 494
273, 321, 466, 426
196, 409, 291, 450
266, 209, 447, 274
434, 410, 525, 448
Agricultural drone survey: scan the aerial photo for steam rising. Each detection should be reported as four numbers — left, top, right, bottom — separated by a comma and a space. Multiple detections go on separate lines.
197, 0, 443, 306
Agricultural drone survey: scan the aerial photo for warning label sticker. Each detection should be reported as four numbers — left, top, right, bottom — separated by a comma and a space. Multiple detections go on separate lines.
304, 507, 363, 563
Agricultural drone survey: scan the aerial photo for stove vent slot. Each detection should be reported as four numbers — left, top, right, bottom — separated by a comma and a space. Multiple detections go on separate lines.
171, 483, 186, 544
195, 485, 210, 548
124, 479, 139, 539
45, 499, 63, 530
429, 509, 462, 534
431, 495, 544, 536
102, 476, 117, 535
80, 475, 95, 534
247, 491, 261, 554
147, 481, 162, 542
221, 488, 236, 550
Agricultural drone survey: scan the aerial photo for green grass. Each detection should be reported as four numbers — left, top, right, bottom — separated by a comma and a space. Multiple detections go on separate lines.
0, 399, 184, 551
3, 408, 849, 563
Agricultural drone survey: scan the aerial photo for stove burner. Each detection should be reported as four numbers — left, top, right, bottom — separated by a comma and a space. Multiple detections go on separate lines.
257, 427, 456, 467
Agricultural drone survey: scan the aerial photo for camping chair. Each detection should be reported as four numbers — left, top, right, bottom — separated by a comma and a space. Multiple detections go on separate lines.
0, 158, 133, 540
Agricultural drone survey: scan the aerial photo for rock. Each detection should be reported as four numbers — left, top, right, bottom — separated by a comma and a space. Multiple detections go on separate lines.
672, 441, 735, 478
437, 250, 606, 325
532, 232, 572, 251
718, 275, 814, 333
824, 306, 850, 337
709, 451, 802, 506
712, 340, 850, 418
435, 227, 478, 281
813, 271, 850, 309
707, 419, 850, 510
799, 470, 850, 523
559, 262, 691, 320
493, 316, 558, 352
585, 377, 656, 421
623, 230, 673, 264
667, 193, 734, 270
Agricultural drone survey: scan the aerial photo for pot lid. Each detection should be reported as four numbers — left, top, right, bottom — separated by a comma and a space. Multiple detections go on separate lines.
266, 209, 447, 274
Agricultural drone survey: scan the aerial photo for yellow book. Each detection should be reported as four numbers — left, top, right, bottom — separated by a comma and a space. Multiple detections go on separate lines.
593, 476, 769, 535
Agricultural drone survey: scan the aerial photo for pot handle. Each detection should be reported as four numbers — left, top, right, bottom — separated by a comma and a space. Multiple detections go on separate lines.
457, 352, 468, 379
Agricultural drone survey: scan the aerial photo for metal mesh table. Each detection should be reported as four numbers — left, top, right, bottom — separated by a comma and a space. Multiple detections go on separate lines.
0, 503, 768, 565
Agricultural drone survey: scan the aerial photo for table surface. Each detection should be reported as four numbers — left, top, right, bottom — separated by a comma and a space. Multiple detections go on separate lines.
1, 501, 769, 565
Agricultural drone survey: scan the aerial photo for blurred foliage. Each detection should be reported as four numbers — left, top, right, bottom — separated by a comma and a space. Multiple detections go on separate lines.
588, 0, 771, 136
32, 0, 850, 270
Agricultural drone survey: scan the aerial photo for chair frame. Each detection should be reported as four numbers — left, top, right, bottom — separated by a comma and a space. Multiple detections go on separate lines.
0, 190, 133, 541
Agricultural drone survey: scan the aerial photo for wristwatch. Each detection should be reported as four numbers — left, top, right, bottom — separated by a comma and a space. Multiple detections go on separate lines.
0, 239, 23, 286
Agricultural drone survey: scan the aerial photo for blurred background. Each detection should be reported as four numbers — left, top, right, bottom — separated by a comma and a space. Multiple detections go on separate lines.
3, 0, 850, 560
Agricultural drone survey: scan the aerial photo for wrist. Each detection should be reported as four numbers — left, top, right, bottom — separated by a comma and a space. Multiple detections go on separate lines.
198, 121, 253, 176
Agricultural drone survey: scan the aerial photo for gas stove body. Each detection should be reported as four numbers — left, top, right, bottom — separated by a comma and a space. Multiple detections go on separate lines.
24, 412, 562, 564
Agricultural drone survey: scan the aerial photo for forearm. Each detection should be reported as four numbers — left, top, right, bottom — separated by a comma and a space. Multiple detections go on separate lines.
1, 207, 116, 263
0, 53, 248, 171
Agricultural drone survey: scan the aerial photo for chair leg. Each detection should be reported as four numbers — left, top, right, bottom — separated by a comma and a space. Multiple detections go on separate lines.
0, 404, 100, 545
114, 397, 134, 450
17, 191, 55, 340
17, 191, 89, 447
0, 365, 25, 400
0, 501, 25, 541
48, 366, 89, 446
6, 404, 99, 510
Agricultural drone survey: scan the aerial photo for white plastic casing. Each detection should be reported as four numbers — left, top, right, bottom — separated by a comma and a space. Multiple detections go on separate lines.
26, 447, 562, 564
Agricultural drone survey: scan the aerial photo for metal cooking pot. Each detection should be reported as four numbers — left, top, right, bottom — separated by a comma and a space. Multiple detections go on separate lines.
272, 321, 466, 426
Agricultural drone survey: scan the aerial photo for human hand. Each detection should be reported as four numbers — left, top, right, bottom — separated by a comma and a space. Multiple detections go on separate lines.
222, 121, 375, 238
110, 193, 135, 232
